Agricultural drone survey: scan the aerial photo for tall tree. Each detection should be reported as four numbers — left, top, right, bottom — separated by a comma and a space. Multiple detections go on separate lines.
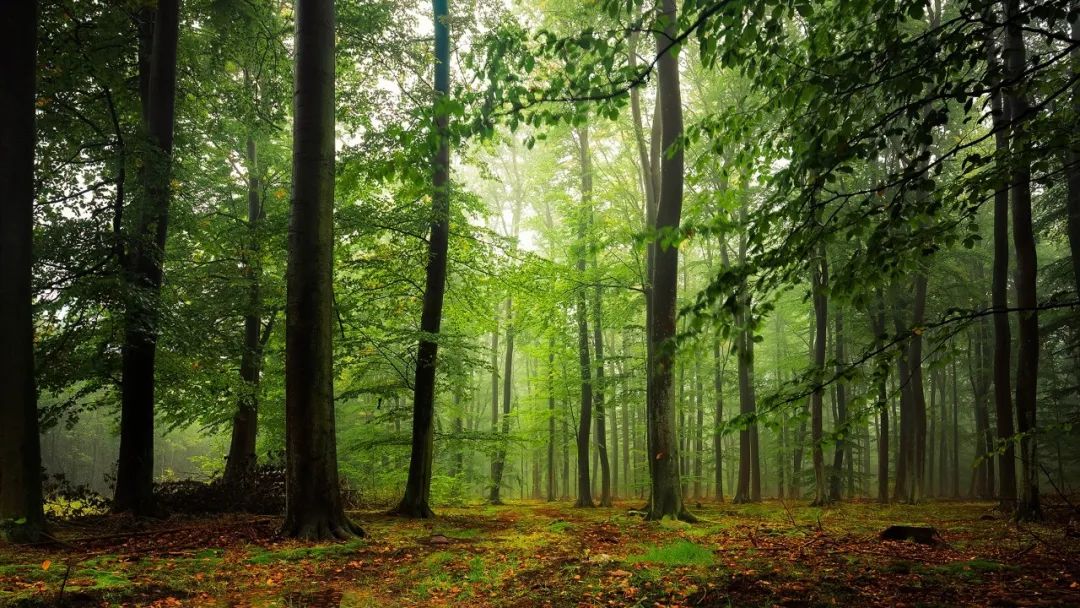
810, 243, 829, 506
114, 0, 181, 515
223, 136, 270, 488
646, 0, 694, 521
986, 12, 1018, 508
0, 0, 45, 543
394, 0, 452, 519
282, 0, 361, 539
574, 125, 595, 508
1004, 0, 1041, 521
829, 306, 848, 501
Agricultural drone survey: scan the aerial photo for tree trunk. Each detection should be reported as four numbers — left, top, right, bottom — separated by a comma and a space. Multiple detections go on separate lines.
575, 126, 595, 508
987, 3, 1018, 509
1004, 0, 1041, 521
646, 0, 693, 522
1065, 13, 1080, 299
282, 0, 361, 539
908, 274, 929, 503
393, 0, 450, 519
547, 343, 556, 501
491, 299, 514, 504
224, 136, 266, 489
829, 306, 847, 501
712, 337, 725, 502
0, 0, 45, 543
810, 243, 829, 506
115, 0, 181, 516
489, 324, 500, 502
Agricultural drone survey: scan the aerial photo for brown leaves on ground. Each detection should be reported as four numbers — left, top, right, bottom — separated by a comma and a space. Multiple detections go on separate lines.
1, 500, 1079, 607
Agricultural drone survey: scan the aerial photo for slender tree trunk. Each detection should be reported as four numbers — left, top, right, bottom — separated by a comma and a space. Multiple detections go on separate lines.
810, 244, 829, 506
224, 136, 266, 488
393, 0, 451, 518
987, 4, 1019, 510
590, 200, 611, 505
829, 306, 847, 501
115, 0, 181, 516
1003, 0, 1041, 521
0, 0, 45, 542
491, 299, 514, 503
489, 324, 500, 502
575, 127, 595, 508
647, 0, 693, 521
547, 343, 557, 501
712, 337, 725, 502
694, 357, 704, 500
909, 275, 929, 503
282, 0, 360, 539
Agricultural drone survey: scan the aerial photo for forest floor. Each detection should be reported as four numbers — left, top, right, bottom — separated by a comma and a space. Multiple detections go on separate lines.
2, 498, 1079, 607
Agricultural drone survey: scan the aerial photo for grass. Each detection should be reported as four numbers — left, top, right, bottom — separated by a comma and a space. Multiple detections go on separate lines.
626, 539, 716, 566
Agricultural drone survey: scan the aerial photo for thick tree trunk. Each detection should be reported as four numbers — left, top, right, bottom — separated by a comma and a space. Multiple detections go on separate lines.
0, 0, 45, 543
224, 136, 265, 489
282, 0, 361, 540
115, 0, 181, 516
1066, 14, 1080, 299
1004, 0, 1041, 521
646, 0, 693, 522
393, 0, 450, 519
810, 244, 829, 506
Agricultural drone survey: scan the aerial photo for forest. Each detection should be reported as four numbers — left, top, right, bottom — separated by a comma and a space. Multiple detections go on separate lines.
1, 0, 1079, 605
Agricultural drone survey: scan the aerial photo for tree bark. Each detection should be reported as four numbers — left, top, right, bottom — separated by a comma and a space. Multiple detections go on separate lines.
115, 0, 181, 516
810, 243, 829, 506
987, 17, 1018, 508
712, 337, 725, 502
224, 136, 266, 489
1004, 0, 1041, 521
1065, 12, 1080, 299
829, 306, 847, 501
575, 126, 595, 508
646, 0, 693, 522
871, 291, 889, 503
547, 342, 556, 501
0, 0, 45, 543
282, 0, 361, 539
393, 0, 451, 519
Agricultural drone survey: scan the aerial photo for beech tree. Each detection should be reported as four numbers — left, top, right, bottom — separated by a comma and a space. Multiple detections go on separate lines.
282, 0, 361, 540
0, 0, 45, 543
114, 0, 182, 516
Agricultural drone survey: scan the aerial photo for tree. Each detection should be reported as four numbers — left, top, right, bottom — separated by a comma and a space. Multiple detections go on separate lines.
574, 125, 596, 509
393, 0, 452, 519
646, 0, 694, 521
1003, 0, 1040, 522
810, 243, 829, 506
223, 136, 271, 488
114, 0, 182, 516
282, 0, 362, 540
0, 0, 45, 543
986, 13, 1018, 508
